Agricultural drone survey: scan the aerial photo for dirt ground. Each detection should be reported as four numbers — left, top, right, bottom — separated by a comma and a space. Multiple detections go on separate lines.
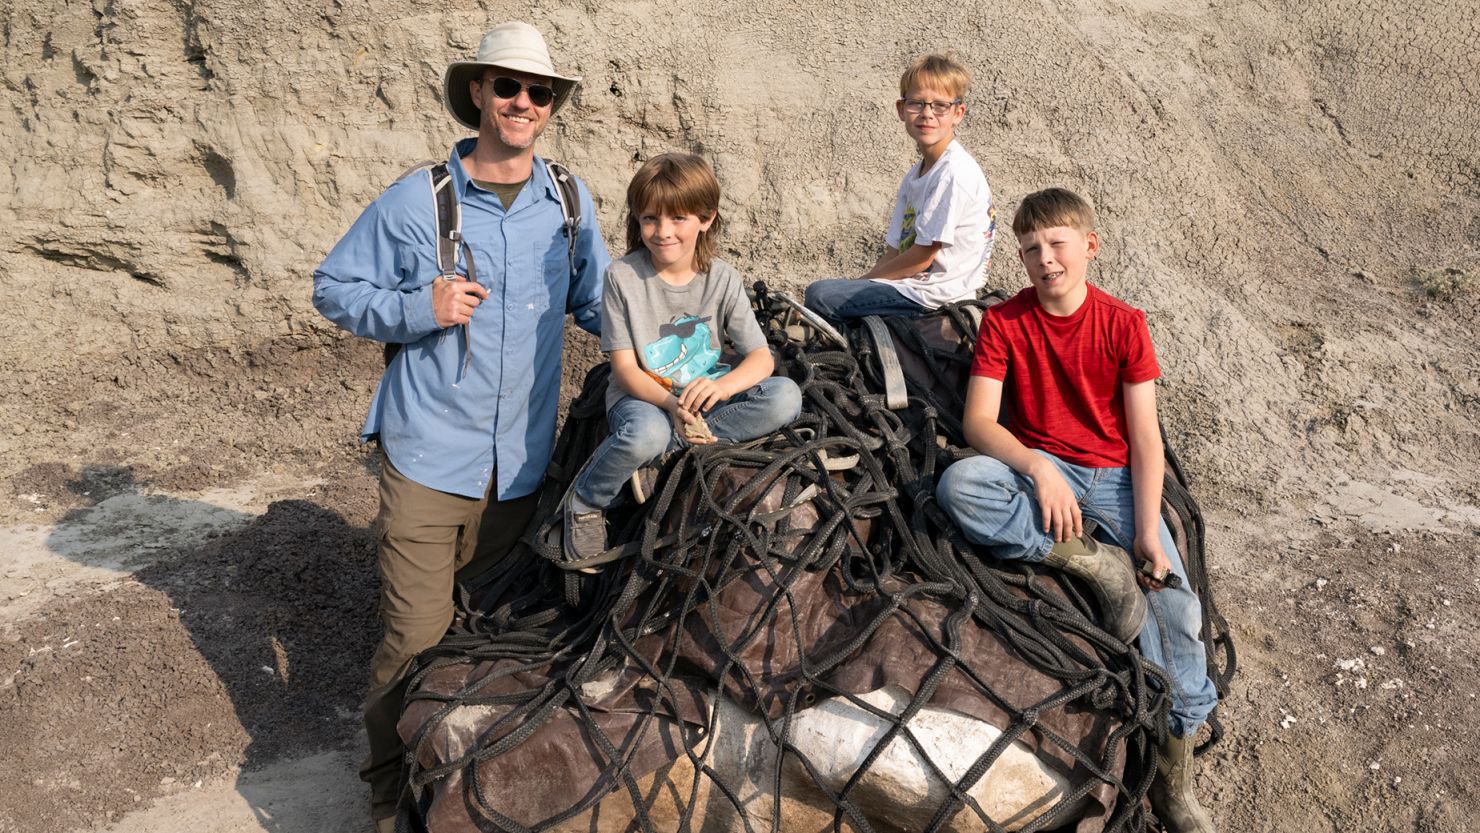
2, 307, 1478, 832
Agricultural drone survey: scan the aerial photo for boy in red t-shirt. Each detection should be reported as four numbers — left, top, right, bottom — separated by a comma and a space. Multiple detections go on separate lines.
936, 188, 1218, 833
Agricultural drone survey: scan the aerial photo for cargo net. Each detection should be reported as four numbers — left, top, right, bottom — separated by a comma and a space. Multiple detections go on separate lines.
397, 286, 1236, 833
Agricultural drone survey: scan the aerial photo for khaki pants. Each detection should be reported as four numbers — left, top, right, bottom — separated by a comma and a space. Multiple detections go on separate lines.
361, 458, 539, 818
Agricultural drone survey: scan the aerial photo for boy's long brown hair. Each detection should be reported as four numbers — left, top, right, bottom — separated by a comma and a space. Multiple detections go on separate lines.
625, 153, 723, 275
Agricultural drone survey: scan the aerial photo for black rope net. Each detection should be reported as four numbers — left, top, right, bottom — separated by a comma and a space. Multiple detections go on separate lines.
395, 287, 1235, 833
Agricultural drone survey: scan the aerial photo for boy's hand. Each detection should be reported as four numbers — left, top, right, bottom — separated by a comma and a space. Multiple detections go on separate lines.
667, 398, 715, 445
1030, 462, 1082, 543
678, 376, 729, 414
1133, 534, 1174, 591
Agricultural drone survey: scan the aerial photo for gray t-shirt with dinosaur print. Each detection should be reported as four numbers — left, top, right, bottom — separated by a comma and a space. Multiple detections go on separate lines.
600, 250, 769, 410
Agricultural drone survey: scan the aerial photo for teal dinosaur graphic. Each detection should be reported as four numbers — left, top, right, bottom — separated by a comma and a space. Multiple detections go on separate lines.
642, 314, 729, 392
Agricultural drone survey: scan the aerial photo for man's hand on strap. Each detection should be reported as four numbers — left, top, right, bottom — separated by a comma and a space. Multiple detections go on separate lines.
433, 275, 489, 328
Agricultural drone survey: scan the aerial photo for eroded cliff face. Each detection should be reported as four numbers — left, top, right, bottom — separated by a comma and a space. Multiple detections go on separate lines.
1, 0, 1477, 507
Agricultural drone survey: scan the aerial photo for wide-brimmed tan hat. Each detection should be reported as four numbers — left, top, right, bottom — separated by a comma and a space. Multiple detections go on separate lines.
443, 22, 580, 130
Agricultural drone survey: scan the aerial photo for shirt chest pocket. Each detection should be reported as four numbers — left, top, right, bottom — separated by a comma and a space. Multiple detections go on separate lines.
529, 240, 568, 315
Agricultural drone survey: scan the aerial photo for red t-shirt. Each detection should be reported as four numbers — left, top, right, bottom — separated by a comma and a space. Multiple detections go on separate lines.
970, 284, 1160, 468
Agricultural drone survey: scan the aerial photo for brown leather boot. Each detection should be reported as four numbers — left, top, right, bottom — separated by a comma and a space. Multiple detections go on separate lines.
1040, 530, 1147, 643
1149, 733, 1217, 832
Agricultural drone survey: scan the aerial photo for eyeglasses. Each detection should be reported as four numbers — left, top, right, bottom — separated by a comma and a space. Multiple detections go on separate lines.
487, 76, 556, 108
900, 98, 962, 116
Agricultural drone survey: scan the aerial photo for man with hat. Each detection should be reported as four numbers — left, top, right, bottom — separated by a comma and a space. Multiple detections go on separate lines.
312, 21, 608, 830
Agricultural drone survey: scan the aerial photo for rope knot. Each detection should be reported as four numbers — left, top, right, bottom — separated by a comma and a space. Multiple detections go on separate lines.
1090, 684, 1116, 711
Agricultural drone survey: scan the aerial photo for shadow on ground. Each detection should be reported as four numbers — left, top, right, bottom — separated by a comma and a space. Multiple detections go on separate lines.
5, 464, 380, 833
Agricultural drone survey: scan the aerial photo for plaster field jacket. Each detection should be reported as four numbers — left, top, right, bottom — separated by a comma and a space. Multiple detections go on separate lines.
313, 139, 609, 500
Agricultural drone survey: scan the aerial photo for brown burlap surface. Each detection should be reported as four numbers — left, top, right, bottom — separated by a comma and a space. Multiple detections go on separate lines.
399, 547, 1112, 828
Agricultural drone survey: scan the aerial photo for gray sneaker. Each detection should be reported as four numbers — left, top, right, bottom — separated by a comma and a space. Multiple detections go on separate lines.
562, 486, 608, 566
1041, 526, 1147, 644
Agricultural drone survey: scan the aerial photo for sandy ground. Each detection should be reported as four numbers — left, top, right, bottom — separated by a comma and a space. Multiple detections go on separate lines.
2, 329, 1478, 833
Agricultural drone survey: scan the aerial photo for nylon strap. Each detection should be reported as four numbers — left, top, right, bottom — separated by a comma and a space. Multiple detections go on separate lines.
861, 314, 909, 410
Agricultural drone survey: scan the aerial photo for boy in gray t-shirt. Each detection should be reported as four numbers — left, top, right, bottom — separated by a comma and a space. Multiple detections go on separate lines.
562, 154, 802, 566
599, 253, 767, 410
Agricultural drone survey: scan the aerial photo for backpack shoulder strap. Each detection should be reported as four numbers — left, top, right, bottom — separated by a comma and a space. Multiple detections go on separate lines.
390, 160, 459, 274
393, 159, 437, 182
426, 162, 458, 275
544, 159, 582, 270
383, 161, 459, 367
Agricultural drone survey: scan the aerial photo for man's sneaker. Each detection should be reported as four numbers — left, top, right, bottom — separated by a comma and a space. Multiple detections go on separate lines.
561, 486, 608, 567
1040, 526, 1147, 643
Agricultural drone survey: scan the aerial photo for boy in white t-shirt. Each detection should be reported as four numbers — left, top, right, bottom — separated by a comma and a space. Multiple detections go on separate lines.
804, 53, 996, 325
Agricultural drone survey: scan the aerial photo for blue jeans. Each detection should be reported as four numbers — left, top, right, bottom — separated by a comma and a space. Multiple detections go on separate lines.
804, 278, 926, 325
573, 377, 803, 508
936, 452, 1219, 738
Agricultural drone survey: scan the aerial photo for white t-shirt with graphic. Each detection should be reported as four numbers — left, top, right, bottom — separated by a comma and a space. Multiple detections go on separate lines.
877, 139, 996, 308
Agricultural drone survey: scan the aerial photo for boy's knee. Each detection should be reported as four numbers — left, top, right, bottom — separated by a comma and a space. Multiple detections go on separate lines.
1162, 583, 1206, 636
766, 376, 803, 420
936, 462, 971, 514
803, 281, 824, 307
937, 456, 1014, 508
943, 454, 1009, 486
803, 280, 840, 315
614, 409, 673, 458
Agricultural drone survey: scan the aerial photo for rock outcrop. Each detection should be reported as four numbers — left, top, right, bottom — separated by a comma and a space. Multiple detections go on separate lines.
2, 0, 1477, 507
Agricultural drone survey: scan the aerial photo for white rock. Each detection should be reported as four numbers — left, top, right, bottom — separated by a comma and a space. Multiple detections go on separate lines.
785, 686, 1077, 831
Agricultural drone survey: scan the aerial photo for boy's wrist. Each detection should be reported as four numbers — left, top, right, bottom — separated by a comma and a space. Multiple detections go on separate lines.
1133, 522, 1161, 544
1023, 455, 1054, 480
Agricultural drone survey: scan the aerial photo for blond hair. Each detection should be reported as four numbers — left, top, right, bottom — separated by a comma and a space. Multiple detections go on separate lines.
1012, 188, 1097, 236
625, 153, 723, 275
899, 53, 971, 101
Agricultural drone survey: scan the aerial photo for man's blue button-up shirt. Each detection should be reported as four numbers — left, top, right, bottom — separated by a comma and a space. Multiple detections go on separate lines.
313, 139, 608, 500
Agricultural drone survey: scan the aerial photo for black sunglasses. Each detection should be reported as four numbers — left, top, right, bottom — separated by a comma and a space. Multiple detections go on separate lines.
487, 76, 555, 108
657, 316, 712, 340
